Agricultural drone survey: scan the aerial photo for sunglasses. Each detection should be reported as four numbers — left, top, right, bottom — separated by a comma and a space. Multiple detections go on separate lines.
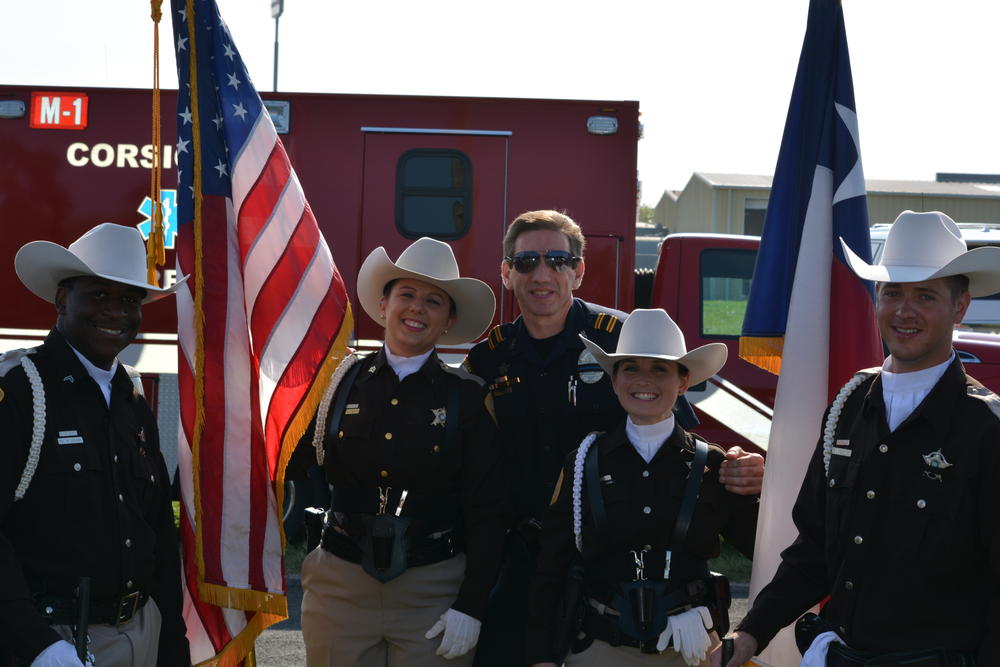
505, 250, 582, 274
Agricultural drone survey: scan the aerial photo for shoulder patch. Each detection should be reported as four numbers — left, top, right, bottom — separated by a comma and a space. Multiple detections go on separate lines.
0, 348, 35, 378
967, 383, 1000, 421
440, 361, 485, 387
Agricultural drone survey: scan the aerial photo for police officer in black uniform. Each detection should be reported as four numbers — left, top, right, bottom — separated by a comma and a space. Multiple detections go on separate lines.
719, 212, 1000, 667
0, 224, 189, 667
529, 308, 758, 666
466, 211, 764, 666
289, 237, 508, 666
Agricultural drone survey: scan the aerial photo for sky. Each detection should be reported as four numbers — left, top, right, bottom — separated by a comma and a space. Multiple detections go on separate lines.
6, 0, 1000, 206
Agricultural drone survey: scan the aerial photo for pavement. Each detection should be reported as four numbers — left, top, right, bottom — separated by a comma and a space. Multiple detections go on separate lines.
252, 576, 751, 666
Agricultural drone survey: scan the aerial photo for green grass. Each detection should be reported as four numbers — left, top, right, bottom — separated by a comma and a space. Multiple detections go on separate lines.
708, 541, 752, 583
702, 300, 748, 337
285, 540, 308, 575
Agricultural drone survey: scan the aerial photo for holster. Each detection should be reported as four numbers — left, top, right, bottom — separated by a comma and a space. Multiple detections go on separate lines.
304, 507, 326, 552
359, 515, 411, 582
795, 612, 834, 655
705, 571, 731, 637
552, 558, 587, 663
613, 580, 671, 646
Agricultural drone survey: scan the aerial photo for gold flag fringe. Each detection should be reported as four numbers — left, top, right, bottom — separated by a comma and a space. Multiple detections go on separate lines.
738, 336, 785, 376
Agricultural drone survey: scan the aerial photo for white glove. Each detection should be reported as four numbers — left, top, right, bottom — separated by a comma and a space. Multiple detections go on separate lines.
30, 640, 86, 667
801, 630, 846, 667
424, 608, 482, 660
655, 606, 714, 666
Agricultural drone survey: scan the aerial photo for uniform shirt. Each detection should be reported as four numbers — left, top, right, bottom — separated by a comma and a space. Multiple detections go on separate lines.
466, 299, 631, 521
526, 423, 759, 664
0, 330, 188, 666
738, 356, 1000, 659
289, 348, 508, 620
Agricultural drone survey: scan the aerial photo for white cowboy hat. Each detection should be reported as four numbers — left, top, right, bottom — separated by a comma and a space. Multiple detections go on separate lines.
840, 210, 1000, 298
580, 308, 727, 386
15, 223, 187, 304
357, 237, 496, 345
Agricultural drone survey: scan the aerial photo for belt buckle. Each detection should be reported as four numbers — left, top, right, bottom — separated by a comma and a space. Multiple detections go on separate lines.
116, 591, 141, 626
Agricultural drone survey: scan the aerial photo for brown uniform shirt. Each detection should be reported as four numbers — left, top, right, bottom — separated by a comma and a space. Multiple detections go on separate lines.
739, 356, 1000, 659
290, 348, 508, 619
527, 423, 759, 664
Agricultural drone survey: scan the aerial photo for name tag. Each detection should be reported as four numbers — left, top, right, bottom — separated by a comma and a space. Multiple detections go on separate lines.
832, 439, 852, 457
57, 430, 83, 445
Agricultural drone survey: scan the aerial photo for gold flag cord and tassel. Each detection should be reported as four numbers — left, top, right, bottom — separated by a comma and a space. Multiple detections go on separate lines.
146, 0, 166, 286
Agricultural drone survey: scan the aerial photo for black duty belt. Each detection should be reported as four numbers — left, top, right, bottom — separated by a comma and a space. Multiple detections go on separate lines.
826, 643, 975, 667
329, 486, 461, 523
321, 522, 462, 568
35, 590, 149, 627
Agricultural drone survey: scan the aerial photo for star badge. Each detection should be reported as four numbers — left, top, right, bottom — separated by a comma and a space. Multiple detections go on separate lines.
430, 407, 446, 427
922, 449, 952, 470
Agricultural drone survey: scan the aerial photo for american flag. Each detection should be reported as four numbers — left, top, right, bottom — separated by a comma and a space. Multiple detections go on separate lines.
171, 0, 353, 663
739, 0, 881, 662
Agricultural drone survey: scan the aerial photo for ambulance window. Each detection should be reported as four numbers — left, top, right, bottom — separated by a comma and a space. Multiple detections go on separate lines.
700, 248, 757, 338
395, 149, 472, 240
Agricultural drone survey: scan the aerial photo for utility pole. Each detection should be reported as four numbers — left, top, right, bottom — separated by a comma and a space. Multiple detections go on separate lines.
271, 0, 284, 92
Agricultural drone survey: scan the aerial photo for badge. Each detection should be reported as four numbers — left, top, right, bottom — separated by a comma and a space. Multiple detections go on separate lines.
430, 407, 446, 427
577, 350, 604, 384
345, 403, 360, 415
922, 449, 952, 470
63, 375, 75, 383
922, 448, 952, 483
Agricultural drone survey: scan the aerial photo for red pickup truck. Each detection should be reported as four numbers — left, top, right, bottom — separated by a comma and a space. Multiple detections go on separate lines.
649, 233, 1000, 454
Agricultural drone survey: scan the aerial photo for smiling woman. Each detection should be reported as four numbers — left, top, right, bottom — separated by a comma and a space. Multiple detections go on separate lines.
526, 308, 762, 667
285, 236, 507, 666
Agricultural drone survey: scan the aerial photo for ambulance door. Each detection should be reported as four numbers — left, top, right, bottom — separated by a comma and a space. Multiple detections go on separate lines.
359, 128, 510, 348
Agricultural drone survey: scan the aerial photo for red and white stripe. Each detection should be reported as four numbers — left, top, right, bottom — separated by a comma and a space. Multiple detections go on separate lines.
177, 106, 350, 664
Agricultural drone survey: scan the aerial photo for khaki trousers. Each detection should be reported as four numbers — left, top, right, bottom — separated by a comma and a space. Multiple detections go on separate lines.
565, 632, 719, 667
301, 547, 472, 667
51, 598, 161, 667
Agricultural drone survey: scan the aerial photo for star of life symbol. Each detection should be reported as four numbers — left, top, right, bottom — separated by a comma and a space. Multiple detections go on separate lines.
430, 407, 446, 427
136, 189, 178, 250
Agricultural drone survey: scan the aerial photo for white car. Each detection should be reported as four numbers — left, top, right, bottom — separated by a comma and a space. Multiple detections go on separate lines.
869, 221, 1000, 332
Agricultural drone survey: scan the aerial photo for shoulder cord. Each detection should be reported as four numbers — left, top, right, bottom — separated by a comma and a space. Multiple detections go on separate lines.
822, 373, 868, 476
14, 356, 46, 501
312, 353, 362, 466
572, 432, 600, 553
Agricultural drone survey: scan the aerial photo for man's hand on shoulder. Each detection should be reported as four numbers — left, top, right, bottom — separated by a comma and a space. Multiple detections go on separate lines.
719, 447, 764, 495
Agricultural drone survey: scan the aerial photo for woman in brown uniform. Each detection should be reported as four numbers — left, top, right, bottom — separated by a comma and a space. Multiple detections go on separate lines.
527, 309, 760, 667
294, 237, 508, 666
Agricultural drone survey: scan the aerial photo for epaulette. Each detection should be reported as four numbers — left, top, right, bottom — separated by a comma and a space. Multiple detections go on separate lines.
484, 324, 514, 352
0, 348, 35, 378
440, 360, 485, 387
121, 362, 145, 398
592, 312, 621, 334
967, 382, 1000, 421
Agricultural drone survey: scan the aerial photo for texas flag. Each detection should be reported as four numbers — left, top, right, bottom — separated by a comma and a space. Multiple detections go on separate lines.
738, 0, 882, 663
